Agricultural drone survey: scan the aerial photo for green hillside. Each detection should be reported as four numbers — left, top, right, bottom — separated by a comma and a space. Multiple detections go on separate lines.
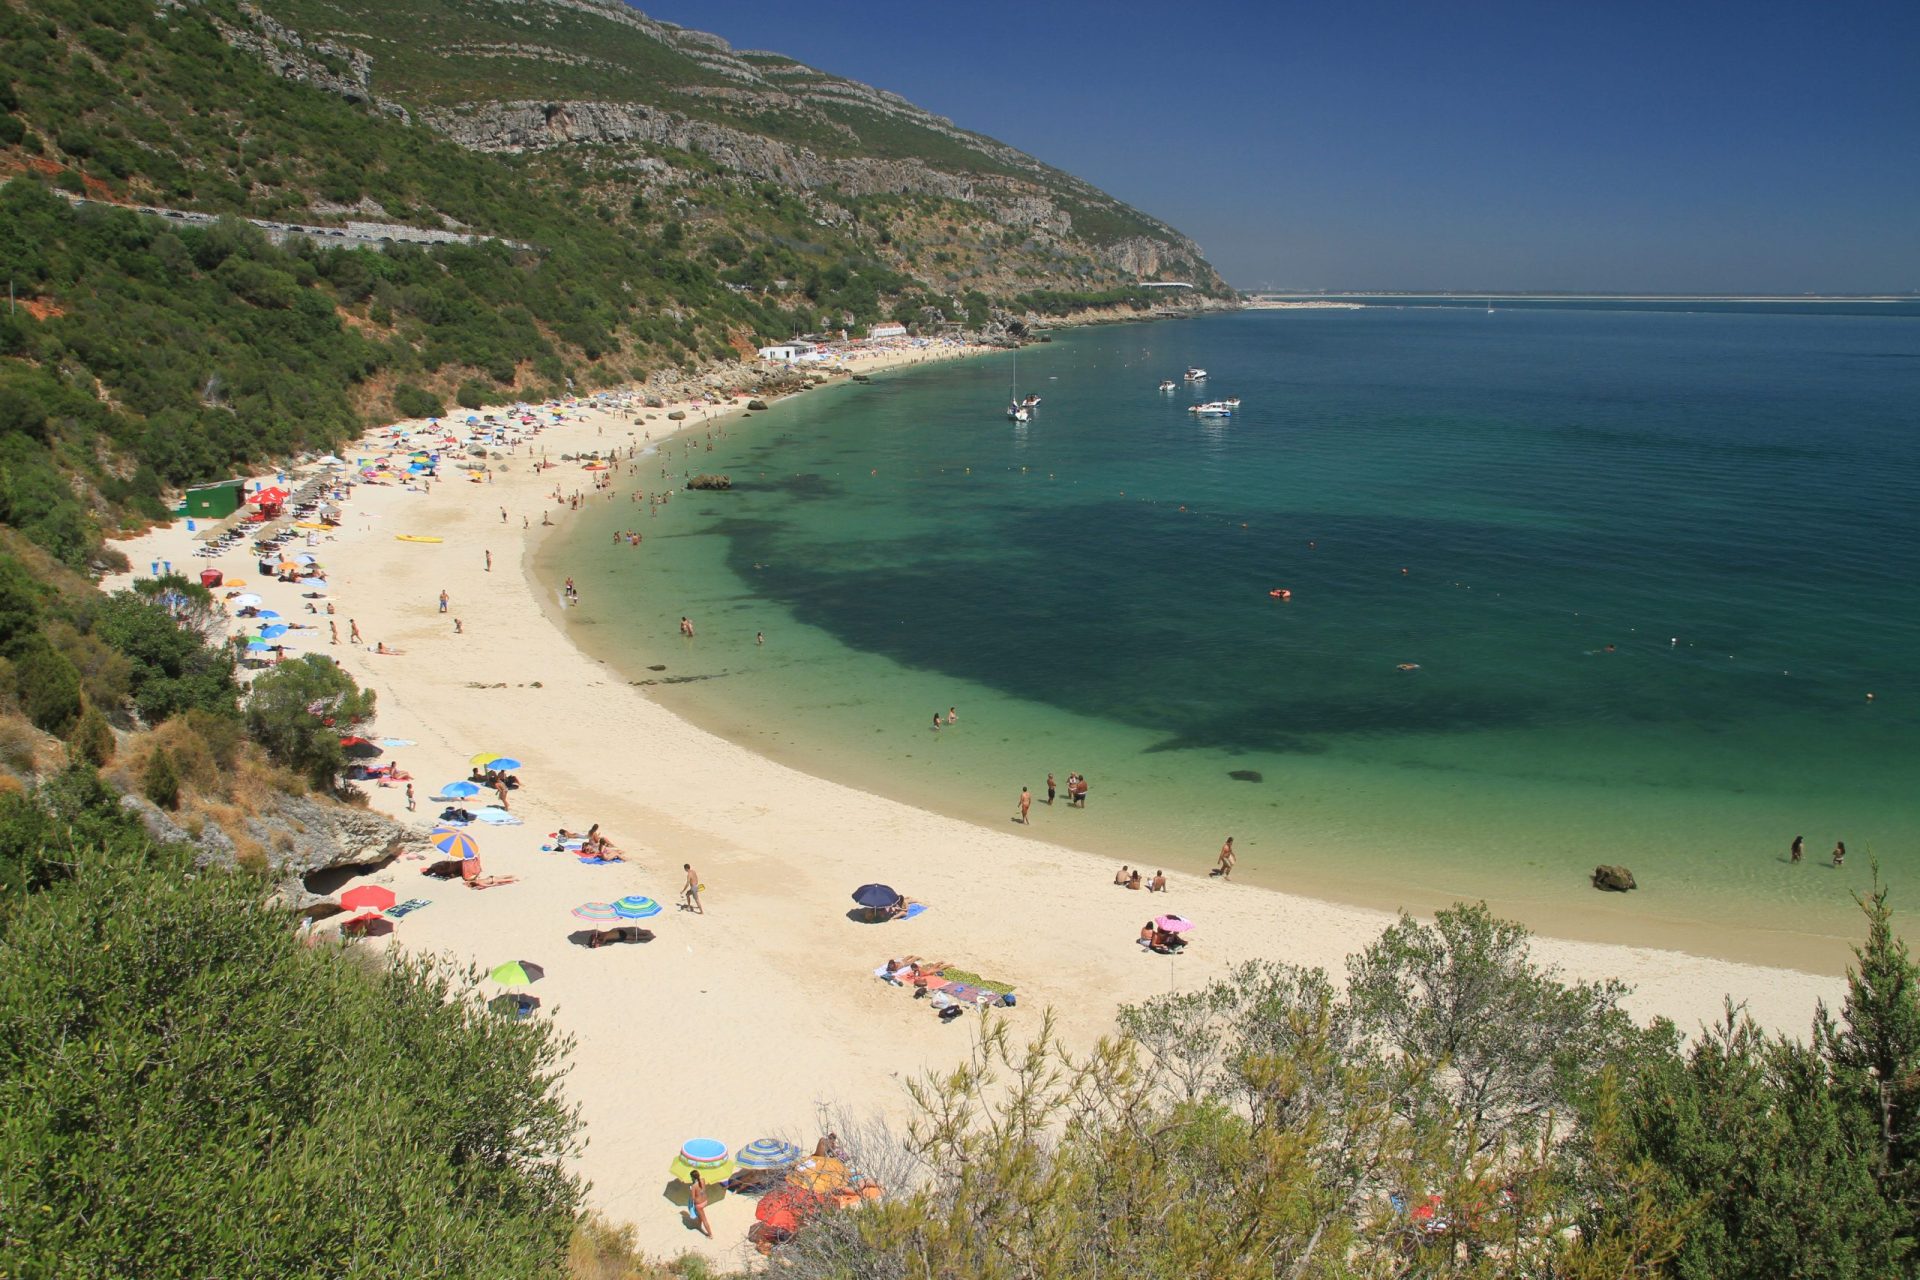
0, 0, 1223, 572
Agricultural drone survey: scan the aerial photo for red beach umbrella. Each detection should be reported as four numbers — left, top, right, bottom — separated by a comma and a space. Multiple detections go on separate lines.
340, 885, 397, 913
755, 1185, 825, 1233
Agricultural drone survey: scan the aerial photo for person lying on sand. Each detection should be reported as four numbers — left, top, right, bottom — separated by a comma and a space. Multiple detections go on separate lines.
587, 926, 653, 948
459, 856, 517, 890
373, 642, 406, 655
884, 895, 921, 919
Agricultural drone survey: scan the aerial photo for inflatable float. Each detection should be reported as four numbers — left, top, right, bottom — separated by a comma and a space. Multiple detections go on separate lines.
1268, 588, 1292, 600
394, 535, 444, 544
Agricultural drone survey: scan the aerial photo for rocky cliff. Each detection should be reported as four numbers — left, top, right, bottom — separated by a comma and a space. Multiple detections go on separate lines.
237, 0, 1228, 295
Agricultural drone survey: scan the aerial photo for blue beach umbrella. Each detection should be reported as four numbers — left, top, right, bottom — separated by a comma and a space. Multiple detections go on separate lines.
613, 895, 662, 920
440, 780, 484, 799
482, 757, 523, 771
245, 639, 273, 652
255, 609, 280, 619
259, 624, 289, 639
851, 883, 899, 908
735, 1138, 803, 1170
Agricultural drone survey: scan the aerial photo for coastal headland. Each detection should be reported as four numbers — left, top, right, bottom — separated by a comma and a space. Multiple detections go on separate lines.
110, 345, 1847, 1268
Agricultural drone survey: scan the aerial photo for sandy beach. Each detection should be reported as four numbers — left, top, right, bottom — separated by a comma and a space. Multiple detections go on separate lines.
109, 346, 1849, 1269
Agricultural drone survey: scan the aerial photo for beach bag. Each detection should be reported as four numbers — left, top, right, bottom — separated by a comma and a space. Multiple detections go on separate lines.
1002, 993, 1016, 1007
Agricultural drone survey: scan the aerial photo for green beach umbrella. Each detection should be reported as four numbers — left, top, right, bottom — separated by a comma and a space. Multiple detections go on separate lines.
489, 960, 545, 987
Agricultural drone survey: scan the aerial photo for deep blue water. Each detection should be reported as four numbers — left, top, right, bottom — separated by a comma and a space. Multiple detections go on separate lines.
557, 303, 1920, 965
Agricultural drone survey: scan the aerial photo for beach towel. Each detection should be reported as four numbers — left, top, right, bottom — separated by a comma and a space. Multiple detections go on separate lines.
576, 856, 611, 866
384, 898, 431, 919
873, 964, 903, 985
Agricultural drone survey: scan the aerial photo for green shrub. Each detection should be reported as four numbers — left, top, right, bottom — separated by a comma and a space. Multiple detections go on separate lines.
454, 380, 492, 410
392, 382, 442, 419
70, 704, 113, 765
142, 744, 178, 808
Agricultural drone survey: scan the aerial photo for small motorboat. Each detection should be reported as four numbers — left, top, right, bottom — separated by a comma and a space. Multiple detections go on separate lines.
1183, 367, 1208, 382
1158, 379, 1177, 392
1187, 401, 1235, 417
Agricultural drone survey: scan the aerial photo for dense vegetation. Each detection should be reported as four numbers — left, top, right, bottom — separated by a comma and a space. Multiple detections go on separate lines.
0, 0, 1196, 570
0, 767, 584, 1278
778, 902, 1920, 1278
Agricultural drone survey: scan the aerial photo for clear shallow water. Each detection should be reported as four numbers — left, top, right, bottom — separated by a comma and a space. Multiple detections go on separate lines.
547, 305, 1920, 969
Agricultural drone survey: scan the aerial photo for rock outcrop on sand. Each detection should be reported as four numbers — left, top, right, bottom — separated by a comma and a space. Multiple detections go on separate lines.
122, 790, 411, 887
1591, 864, 1638, 892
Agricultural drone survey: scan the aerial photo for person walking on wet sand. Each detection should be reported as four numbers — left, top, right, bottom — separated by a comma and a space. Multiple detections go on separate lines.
1833, 841, 1846, 868
1046, 772, 1056, 805
1215, 837, 1236, 879
682, 862, 704, 913
1790, 835, 1804, 864
1018, 786, 1032, 824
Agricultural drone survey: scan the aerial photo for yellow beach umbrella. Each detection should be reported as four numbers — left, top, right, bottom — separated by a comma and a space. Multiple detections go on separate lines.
223, 578, 248, 588
469, 752, 509, 768
786, 1156, 849, 1195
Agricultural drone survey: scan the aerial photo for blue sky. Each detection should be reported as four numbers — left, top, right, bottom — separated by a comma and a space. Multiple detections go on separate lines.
638, 2, 1920, 293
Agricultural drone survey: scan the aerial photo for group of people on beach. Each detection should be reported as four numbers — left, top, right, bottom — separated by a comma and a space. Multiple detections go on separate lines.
1789, 835, 1847, 867
1113, 865, 1166, 892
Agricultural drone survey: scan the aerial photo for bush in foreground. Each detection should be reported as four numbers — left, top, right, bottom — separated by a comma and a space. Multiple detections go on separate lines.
0, 780, 585, 1278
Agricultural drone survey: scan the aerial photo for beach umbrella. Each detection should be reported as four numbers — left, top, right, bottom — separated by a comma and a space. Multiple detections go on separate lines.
786, 1156, 849, 1196
572, 901, 620, 922
613, 895, 662, 920
275, 561, 302, 574
480, 756, 523, 772
259, 624, 289, 639
754, 1185, 824, 1233
488, 993, 541, 1018
439, 780, 484, 799
670, 1137, 738, 1185
431, 829, 481, 859
736, 1138, 804, 1170
245, 639, 273, 652
294, 553, 318, 565
232, 593, 263, 607
256, 609, 280, 619
1153, 914, 1195, 934
488, 960, 545, 987
851, 883, 899, 908
469, 751, 513, 768
340, 884, 397, 913
224, 578, 249, 588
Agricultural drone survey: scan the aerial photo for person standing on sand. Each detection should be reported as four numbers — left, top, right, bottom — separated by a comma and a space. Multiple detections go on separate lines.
485, 549, 492, 572
1019, 786, 1032, 824
349, 618, 362, 644
682, 863, 704, 914
1833, 841, 1847, 868
1216, 837, 1236, 879
686, 1170, 712, 1238
438, 589, 449, 614
1046, 772, 1056, 805
405, 783, 415, 812
1791, 835, 1804, 864
329, 621, 338, 645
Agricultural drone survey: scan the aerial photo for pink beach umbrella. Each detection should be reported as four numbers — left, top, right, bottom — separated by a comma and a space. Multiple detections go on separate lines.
1152, 914, 1194, 935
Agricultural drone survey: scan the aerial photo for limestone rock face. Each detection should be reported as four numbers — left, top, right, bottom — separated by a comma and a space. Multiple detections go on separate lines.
121, 790, 410, 885
1591, 864, 1638, 892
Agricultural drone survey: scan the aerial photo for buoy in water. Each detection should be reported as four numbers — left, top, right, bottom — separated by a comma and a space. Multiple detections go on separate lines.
1269, 588, 1291, 601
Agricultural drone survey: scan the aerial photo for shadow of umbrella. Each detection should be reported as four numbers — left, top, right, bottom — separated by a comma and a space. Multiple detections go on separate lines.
488, 993, 542, 1018
340, 913, 393, 938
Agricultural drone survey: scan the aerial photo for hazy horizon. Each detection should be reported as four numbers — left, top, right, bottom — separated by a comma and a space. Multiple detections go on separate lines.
638, 1, 1920, 296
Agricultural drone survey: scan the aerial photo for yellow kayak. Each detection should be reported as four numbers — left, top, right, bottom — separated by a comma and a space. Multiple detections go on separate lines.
394, 535, 444, 544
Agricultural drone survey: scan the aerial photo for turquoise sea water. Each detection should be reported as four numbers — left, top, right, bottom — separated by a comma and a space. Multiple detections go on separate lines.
545, 303, 1920, 969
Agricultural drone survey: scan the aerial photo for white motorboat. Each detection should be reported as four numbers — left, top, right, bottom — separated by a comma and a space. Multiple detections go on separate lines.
1007, 403, 1029, 422
1183, 367, 1208, 382
1158, 379, 1177, 392
1187, 400, 1235, 417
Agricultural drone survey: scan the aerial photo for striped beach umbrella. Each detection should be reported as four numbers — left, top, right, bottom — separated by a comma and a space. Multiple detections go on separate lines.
430, 829, 480, 860
572, 902, 620, 922
735, 1138, 803, 1170
488, 960, 545, 987
613, 895, 662, 920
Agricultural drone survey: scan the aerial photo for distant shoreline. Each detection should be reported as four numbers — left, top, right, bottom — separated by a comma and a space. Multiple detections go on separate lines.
1246, 292, 1918, 303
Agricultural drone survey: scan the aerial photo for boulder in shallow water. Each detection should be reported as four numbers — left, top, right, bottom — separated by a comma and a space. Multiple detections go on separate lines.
687, 474, 731, 491
1591, 864, 1637, 892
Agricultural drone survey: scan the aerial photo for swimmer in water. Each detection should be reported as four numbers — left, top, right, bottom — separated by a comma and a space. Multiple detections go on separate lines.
1396, 663, 1421, 671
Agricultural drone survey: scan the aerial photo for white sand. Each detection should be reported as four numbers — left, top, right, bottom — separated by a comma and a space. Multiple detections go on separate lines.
108, 351, 1848, 1268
